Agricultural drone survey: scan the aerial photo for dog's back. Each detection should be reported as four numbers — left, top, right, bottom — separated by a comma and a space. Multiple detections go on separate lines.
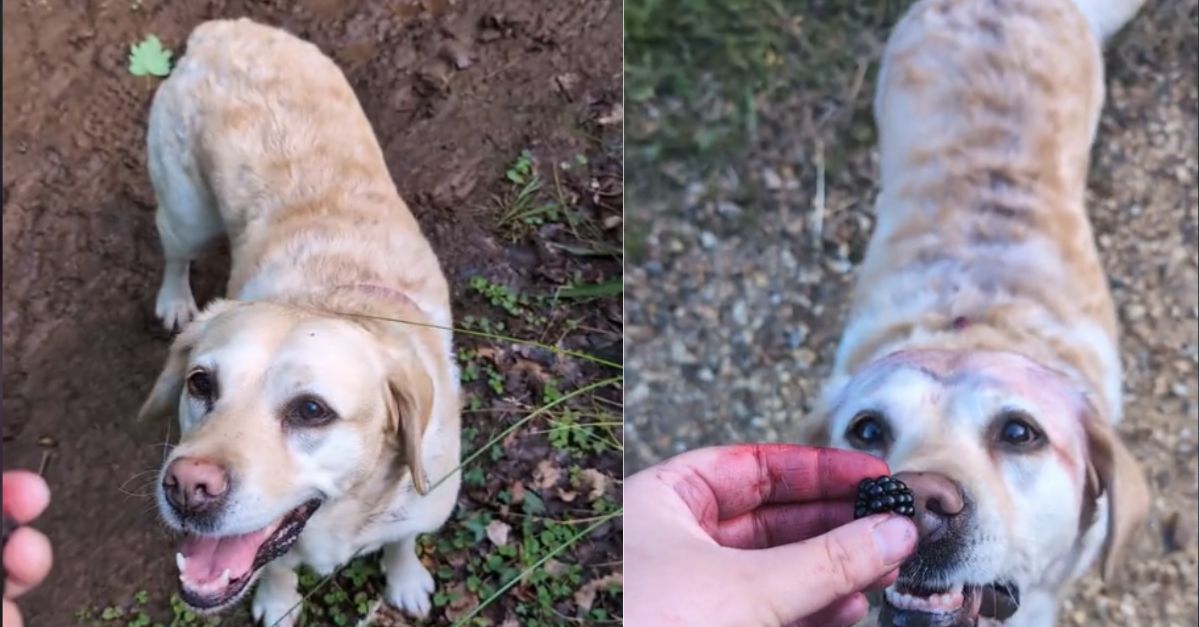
832, 0, 1144, 422
147, 19, 446, 315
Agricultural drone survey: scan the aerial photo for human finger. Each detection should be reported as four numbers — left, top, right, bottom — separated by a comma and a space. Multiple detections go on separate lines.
4, 526, 52, 598
659, 445, 889, 523
2, 472, 49, 525
3, 598, 24, 627
741, 513, 916, 623
712, 501, 854, 549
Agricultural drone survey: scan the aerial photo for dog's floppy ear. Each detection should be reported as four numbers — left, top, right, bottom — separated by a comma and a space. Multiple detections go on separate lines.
1082, 405, 1150, 584
383, 348, 437, 496
137, 300, 240, 423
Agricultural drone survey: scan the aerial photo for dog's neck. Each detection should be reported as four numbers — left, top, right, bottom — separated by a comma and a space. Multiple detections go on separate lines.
339, 283, 425, 314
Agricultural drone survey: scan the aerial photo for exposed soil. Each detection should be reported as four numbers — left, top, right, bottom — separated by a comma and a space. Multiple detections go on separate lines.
2, 0, 622, 625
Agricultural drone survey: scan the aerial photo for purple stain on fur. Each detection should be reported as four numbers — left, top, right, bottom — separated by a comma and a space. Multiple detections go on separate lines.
951, 316, 970, 331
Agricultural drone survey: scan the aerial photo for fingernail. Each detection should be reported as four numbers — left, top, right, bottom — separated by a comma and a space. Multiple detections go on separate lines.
872, 515, 916, 565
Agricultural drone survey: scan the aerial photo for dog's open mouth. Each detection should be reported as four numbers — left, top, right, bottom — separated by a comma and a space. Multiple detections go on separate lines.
174, 499, 322, 610
879, 581, 1019, 626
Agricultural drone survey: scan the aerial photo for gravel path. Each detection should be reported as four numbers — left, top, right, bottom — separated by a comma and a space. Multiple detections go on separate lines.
624, 2, 1198, 624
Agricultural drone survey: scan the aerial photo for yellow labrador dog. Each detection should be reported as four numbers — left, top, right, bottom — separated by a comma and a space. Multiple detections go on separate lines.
797, 0, 1150, 625
137, 19, 461, 626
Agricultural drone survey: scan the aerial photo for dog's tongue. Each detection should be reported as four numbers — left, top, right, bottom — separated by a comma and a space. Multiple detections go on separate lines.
179, 526, 272, 583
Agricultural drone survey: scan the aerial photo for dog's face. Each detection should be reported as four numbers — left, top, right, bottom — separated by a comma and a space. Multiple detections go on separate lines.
807, 349, 1147, 626
138, 300, 442, 611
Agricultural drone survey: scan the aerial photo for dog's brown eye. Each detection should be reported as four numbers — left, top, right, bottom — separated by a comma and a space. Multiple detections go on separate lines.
996, 411, 1043, 449
286, 396, 335, 426
847, 411, 889, 449
186, 370, 215, 400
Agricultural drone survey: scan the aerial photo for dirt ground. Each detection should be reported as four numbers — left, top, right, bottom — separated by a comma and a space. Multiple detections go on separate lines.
3, 0, 622, 625
625, 1, 1197, 625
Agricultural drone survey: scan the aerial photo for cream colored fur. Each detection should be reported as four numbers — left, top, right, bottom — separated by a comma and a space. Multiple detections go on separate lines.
796, 0, 1151, 625
139, 18, 461, 626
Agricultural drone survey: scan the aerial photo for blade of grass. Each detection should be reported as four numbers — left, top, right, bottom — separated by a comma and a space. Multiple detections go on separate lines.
336, 311, 621, 371
555, 278, 623, 300
425, 375, 622, 493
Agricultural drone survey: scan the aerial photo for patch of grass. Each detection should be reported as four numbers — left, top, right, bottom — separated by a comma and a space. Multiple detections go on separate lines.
625, 1, 914, 249
625, 0, 784, 164
495, 150, 622, 259
498, 150, 564, 229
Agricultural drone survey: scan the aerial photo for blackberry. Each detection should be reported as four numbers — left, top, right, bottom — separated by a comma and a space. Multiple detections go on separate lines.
854, 476, 915, 519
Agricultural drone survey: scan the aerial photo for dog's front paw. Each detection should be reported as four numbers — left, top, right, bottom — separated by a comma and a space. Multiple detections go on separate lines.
251, 580, 302, 627
384, 557, 435, 619
154, 282, 198, 332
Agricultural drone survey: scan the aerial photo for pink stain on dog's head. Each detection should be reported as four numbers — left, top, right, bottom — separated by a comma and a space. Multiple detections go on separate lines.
831, 348, 1091, 493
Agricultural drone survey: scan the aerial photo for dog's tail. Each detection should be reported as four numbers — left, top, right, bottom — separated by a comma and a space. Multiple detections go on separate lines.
1070, 0, 1146, 43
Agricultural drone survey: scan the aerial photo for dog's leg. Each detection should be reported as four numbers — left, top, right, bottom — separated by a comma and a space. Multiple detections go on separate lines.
382, 534, 435, 618
251, 564, 302, 627
147, 144, 223, 332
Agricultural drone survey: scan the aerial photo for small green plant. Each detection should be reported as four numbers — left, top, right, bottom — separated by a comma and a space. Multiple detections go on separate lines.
505, 150, 535, 185
469, 276, 523, 316
498, 151, 565, 230
76, 591, 219, 627
128, 35, 173, 77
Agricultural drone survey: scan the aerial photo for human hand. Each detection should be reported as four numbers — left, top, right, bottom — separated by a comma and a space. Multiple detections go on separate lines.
3, 471, 52, 627
625, 444, 917, 627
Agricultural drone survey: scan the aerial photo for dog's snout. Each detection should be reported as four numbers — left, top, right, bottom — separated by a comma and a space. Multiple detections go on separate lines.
894, 471, 965, 540
164, 457, 230, 517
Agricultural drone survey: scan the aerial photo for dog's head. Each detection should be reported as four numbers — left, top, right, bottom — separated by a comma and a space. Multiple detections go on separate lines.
138, 298, 453, 611
802, 349, 1148, 626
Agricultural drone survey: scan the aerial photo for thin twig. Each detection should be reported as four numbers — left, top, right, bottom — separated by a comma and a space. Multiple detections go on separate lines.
811, 139, 826, 248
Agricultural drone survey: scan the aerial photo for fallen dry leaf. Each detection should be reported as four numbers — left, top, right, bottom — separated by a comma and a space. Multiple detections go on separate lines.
444, 584, 479, 622
575, 468, 611, 502
596, 102, 623, 126
543, 558, 569, 577
486, 520, 511, 547
533, 459, 562, 489
574, 573, 623, 614
510, 480, 527, 505
475, 346, 501, 363
556, 487, 578, 503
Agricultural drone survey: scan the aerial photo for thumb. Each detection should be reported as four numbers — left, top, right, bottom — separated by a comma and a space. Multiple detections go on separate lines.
746, 514, 917, 623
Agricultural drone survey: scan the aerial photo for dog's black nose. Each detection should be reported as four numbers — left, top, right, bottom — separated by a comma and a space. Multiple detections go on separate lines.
894, 471, 966, 542
163, 456, 230, 519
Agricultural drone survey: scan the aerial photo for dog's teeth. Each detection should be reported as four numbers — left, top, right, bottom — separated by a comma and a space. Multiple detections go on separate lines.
176, 552, 187, 573
218, 568, 231, 588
